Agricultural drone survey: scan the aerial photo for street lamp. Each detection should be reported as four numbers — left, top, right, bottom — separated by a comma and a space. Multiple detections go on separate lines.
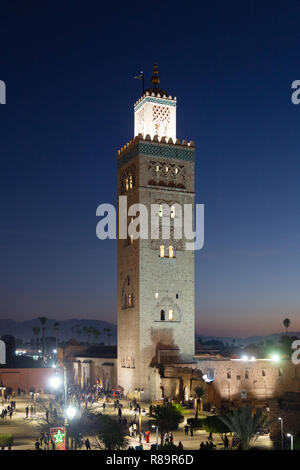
0, 385, 6, 406
134, 406, 146, 434
278, 417, 284, 450
152, 425, 159, 450
287, 433, 294, 450
65, 406, 77, 450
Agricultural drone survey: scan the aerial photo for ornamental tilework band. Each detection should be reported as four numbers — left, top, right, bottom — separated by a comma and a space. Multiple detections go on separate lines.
134, 96, 177, 112
117, 142, 194, 169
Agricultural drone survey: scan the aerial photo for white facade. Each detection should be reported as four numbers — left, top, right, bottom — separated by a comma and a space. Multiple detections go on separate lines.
134, 94, 177, 141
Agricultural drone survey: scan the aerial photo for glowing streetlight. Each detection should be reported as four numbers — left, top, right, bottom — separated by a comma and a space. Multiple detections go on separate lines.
66, 406, 77, 420
50, 375, 61, 389
271, 354, 280, 362
287, 433, 294, 450
241, 355, 248, 362
152, 424, 159, 450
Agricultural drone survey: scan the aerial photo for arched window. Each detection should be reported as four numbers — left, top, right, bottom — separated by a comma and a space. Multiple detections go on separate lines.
160, 245, 165, 258
169, 246, 174, 258
160, 310, 165, 321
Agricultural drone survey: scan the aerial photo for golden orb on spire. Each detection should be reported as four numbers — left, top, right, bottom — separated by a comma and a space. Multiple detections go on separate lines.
151, 62, 160, 87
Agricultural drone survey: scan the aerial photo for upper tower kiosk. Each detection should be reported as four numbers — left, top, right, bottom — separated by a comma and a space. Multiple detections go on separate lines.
134, 63, 177, 141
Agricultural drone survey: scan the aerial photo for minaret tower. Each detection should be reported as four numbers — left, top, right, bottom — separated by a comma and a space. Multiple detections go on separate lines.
117, 64, 195, 401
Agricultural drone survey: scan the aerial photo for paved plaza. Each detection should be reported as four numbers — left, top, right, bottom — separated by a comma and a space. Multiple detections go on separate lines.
0, 395, 274, 450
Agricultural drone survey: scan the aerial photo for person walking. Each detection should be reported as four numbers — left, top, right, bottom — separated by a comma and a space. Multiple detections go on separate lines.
184, 424, 189, 436
25, 406, 29, 418
190, 427, 193, 437
35, 439, 40, 451
85, 438, 91, 450
178, 441, 183, 450
224, 435, 229, 450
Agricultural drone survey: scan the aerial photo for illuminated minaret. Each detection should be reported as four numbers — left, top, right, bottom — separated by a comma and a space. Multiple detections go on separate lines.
117, 64, 195, 401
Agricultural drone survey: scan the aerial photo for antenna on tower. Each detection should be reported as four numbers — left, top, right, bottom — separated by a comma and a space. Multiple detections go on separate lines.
134, 71, 144, 94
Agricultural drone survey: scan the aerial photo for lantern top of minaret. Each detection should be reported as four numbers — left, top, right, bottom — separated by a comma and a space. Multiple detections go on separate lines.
134, 63, 177, 140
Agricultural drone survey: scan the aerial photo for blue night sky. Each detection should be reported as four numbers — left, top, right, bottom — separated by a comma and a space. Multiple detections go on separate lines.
1, 1, 300, 336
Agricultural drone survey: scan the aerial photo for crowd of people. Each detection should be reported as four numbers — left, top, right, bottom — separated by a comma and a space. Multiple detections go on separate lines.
0, 400, 16, 419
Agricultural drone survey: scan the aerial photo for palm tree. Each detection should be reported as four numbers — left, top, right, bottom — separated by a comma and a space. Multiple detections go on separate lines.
38, 317, 48, 362
32, 327, 40, 356
194, 386, 205, 418
107, 328, 112, 346
220, 406, 269, 450
283, 318, 291, 334
103, 328, 109, 345
53, 322, 60, 363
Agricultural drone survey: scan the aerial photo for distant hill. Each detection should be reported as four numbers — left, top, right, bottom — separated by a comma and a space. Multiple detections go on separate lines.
0, 318, 117, 344
198, 332, 300, 347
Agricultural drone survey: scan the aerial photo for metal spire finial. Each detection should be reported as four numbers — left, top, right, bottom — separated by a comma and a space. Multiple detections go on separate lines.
151, 62, 160, 88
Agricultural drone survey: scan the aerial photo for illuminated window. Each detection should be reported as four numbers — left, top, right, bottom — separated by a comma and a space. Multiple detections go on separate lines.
168, 309, 174, 321
168, 246, 174, 258
170, 205, 175, 218
155, 292, 159, 299
165, 166, 169, 173
156, 165, 160, 172
129, 175, 133, 189
175, 168, 178, 174
125, 178, 129, 191
160, 245, 165, 258
128, 294, 132, 307
160, 310, 165, 321
158, 204, 163, 217
130, 234, 134, 245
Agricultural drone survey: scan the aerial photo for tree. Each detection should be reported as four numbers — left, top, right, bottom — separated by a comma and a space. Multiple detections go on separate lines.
194, 386, 205, 418
93, 415, 127, 450
201, 415, 230, 442
32, 327, 40, 356
38, 317, 48, 362
153, 403, 183, 444
220, 406, 269, 450
283, 318, 291, 334
0, 434, 13, 450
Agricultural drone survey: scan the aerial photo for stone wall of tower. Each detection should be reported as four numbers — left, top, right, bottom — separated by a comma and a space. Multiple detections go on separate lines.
117, 136, 196, 401
138, 151, 195, 401
117, 154, 141, 396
